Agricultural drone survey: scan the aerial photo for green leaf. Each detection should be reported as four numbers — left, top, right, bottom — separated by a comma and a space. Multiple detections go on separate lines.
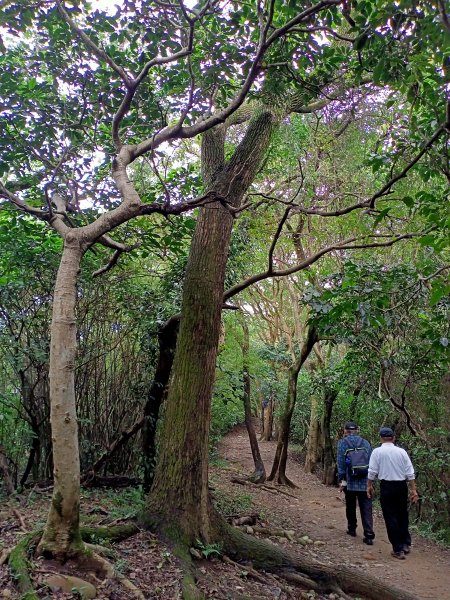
400, 196, 414, 208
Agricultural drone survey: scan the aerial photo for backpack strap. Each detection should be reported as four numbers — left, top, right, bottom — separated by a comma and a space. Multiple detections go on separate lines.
344, 436, 363, 452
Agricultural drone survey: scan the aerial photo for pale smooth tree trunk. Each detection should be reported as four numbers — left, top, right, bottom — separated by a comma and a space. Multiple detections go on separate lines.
37, 238, 84, 559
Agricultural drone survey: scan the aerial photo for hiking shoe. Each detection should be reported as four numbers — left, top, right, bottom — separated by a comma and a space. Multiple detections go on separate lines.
346, 529, 356, 537
363, 538, 374, 545
403, 545, 411, 554
391, 551, 406, 560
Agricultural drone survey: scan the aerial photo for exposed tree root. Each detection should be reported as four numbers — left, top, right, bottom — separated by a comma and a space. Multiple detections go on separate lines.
84, 542, 117, 559
248, 470, 266, 484
279, 569, 319, 591
0, 547, 11, 565
92, 551, 146, 599
181, 573, 206, 600
12, 508, 29, 532
216, 521, 420, 600
6, 523, 142, 599
260, 484, 297, 498
231, 476, 298, 498
7, 532, 41, 600
80, 522, 140, 543
223, 555, 298, 596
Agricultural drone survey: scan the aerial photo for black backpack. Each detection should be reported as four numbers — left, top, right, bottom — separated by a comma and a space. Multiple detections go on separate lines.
344, 437, 369, 478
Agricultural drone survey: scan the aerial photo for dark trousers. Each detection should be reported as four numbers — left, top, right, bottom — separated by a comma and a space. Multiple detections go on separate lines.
380, 480, 411, 553
344, 489, 374, 539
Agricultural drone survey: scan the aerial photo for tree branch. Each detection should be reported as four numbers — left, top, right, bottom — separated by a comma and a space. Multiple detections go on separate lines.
224, 232, 419, 300
56, 1, 132, 86
369, 123, 446, 207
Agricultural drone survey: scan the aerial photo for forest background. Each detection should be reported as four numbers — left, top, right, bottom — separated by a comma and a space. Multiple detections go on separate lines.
0, 0, 449, 598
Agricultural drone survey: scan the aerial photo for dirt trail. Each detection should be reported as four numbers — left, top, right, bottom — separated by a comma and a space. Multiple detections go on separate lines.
216, 425, 450, 600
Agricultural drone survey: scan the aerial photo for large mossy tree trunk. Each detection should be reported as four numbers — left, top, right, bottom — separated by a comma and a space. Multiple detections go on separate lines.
146, 111, 276, 542
37, 238, 85, 560
268, 327, 317, 486
239, 314, 266, 483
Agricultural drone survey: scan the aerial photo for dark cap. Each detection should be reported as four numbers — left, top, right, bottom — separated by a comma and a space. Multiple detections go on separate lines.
379, 427, 395, 437
344, 421, 358, 430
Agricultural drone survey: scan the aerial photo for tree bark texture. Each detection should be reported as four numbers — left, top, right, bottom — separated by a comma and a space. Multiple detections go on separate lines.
147, 112, 276, 542
37, 239, 84, 559
268, 327, 318, 485
304, 393, 320, 473
0, 445, 14, 494
239, 315, 266, 483
321, 389, 337, 485
142, 316, 179, 492
261, 396, 274, 441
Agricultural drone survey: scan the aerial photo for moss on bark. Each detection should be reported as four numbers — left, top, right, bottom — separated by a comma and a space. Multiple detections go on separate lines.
181, 574, 206, 600
80, 523, 140, 543
8, 532, 41, 599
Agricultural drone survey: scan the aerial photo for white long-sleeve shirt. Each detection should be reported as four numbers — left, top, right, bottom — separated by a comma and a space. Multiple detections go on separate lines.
368, 442, 415, 481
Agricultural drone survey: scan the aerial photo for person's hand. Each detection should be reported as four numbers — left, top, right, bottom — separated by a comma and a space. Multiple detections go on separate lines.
410, 490, 419, 504
367, 484, 373, 499
339, 481, 346, 493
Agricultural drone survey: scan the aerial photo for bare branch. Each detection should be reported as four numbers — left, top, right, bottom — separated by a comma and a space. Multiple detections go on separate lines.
369, 123, 446, 207
224, 232, 419, 300
0, 183, 48, 219
267, 206, 293, 274
421, 264, 450, 282
92, 249, 122, 277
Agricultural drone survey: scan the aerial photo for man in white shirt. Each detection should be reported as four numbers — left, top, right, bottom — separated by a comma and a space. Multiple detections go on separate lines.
367, 427, 419, 560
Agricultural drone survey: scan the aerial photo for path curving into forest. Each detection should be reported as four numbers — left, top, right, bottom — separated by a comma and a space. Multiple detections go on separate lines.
215, 424, 450, 600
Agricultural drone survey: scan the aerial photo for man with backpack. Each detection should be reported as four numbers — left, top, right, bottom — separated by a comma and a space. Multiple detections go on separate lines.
367, 427, 419, 560
337, 421, 375, 545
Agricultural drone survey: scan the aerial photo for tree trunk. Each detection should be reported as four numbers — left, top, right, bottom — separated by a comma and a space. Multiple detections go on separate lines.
146, 197, 234, 540
260, 391, 274, 441
146, 112, 276, 543
37, 238, 85, 560
19, 414, 40, 488
304, 393, 320, 473
321, 389, 337, 485
239, 315, 266, 483
0, 445, 14, 495
268, 327, 317, 486
142, 316, 179, 492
